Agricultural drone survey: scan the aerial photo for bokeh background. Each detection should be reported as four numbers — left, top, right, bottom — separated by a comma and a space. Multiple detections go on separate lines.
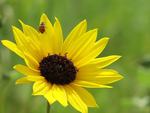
0, 0, 150, 113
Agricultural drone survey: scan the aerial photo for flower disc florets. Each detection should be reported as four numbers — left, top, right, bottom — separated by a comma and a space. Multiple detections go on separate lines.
39, 54, 77, 85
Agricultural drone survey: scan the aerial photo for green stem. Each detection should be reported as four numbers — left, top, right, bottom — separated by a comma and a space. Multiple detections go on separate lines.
47, 101, 51, 113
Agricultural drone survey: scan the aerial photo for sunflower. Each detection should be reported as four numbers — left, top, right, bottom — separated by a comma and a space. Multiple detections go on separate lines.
2, 14, 123, 113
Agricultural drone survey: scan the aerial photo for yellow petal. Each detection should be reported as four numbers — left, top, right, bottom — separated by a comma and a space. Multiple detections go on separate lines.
26, 76, 44, 81
71, 84, 98, 107
62, 19, 87, 54
13, 64, 40, 76
24, 52, 39, 70
12, 26, 24, 50
77, 37, 109, 67
71, 29, 97, 63
52, 85, 68, 107
73, 80, 112, 88
94, 74, 123, 84
44, 88, 56, 104
12, 26, 43, 62
77, 64, 101, 76
16, 77, 32, 84
16, 76, 44, 84
33, 80, 51, 95
38, 33, 52, 56
64, 85, 88, 113
96, 69, 118, 75
77, 71, 123, 85
54, 17, 63, 53
1, 40, 24, 58
92, 37, 109, 56
40, 13, 59, 54
19, 20, 39, 39
66, 29, 97, 64
77, 68, 118, 79
89, 55, 121, 68
19, 20, 44, 59
40, 13, 54, 32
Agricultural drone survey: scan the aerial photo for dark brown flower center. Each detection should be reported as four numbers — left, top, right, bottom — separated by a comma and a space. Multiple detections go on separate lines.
39, 54, 77, 85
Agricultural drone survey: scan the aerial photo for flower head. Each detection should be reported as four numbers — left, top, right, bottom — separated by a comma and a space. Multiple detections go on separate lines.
2, 14, 123, 113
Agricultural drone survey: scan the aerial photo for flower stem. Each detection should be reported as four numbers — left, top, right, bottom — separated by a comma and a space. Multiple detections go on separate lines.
47, 101, 51, 113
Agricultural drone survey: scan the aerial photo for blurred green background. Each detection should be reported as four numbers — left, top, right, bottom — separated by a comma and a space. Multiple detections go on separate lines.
0, 0, 150, 113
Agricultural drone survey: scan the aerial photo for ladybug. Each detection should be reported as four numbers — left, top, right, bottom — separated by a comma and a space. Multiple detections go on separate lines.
39, 22, 45, 33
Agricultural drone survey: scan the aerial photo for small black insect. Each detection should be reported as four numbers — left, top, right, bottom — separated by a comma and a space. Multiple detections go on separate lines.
39, 22, 45, 33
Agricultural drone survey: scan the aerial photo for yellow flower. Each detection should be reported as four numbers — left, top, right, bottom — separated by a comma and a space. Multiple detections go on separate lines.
2, 14, 123, 113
